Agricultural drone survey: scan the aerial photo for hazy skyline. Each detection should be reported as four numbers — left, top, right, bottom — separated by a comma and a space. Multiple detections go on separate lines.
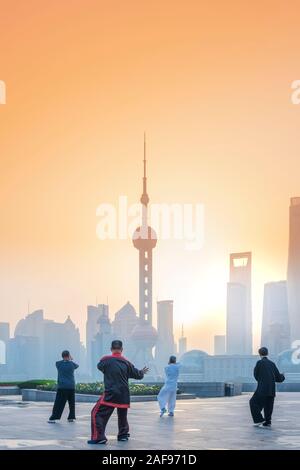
1, 1, 300, 352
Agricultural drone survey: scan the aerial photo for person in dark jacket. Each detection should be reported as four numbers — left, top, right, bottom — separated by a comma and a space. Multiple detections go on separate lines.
249, 347, 285, 427
88, 340, 149, 445
48, 350, 79, 423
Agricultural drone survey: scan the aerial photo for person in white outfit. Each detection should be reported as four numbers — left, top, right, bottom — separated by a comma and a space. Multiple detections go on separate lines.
157, 356, 180, 417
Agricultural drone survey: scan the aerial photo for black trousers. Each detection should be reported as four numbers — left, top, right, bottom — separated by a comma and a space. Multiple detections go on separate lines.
249, 392, 274, 424
49, 389, 76, 420
91, 401, 129, 441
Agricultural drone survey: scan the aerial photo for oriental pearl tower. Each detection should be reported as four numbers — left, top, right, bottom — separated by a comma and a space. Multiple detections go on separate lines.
131, 135, 158, 369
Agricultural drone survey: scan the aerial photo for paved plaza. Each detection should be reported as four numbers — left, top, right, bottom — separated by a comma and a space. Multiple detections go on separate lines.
0, 393, 299, 450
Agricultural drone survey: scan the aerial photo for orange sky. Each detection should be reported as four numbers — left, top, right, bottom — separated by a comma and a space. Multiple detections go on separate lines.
1, 1, 300, 353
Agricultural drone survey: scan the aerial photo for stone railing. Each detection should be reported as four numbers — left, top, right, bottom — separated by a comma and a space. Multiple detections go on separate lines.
21, 389, 196, 403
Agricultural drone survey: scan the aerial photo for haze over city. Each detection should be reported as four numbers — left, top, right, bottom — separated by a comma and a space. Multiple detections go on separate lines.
1, 1, 300, 353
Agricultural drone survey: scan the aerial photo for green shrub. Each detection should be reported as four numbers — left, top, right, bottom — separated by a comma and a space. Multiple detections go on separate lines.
18, 380, 56, 389
0, 380, 56, 389
129, 384, 162, 395
21, 380, 181, 396
0, 382, 21, 386
37, 382, 165, 395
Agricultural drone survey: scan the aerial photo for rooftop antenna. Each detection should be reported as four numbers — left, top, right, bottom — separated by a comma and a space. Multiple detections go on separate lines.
144, 131, 146, 178
141, 131, 149, 207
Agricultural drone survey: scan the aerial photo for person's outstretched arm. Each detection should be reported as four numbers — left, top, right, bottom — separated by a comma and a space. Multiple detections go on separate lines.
274, 364, 285, 383
128, 363, 148, 380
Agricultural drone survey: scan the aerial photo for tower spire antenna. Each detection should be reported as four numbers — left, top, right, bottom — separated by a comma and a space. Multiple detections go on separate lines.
141, 132, 149, 208
144, 131, 146, 178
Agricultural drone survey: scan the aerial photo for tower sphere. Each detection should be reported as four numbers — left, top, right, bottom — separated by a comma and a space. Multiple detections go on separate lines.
132, 225, 157, 250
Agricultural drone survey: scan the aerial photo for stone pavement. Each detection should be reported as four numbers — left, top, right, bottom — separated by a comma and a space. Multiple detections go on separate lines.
0, 393, 299, 450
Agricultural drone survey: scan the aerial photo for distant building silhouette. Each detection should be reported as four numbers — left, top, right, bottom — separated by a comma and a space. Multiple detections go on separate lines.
43, 316, 80, 378
131, 136, 158, 371
226, 252, 252, 355
226, 283, 247, 354
155, 300, 175, 369
179, 349, 258, 383
10, 309, 81, 379
110, 302, 138, 359
214, 335, 226, 355
178, 325, 187, 357
287, 197, 300, 342
7, 335, 41, 379
86, 304, 108, 376
0, 322, 10, 364
91, 307, 113, 380
132, 135, 157, 326
14, 309, 47, 376
0, 322, 10, 343
112, 302, 138, 342
261, 281, 290, 356
15, 309, 46, 338
89, 300, 159, 377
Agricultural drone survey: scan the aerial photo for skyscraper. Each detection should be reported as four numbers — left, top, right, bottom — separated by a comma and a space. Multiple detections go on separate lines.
111, 301, 138, 361
155, 300, 175, 369
226, 283, 247, 354
0, 322, 10, 343
12, 309, 82, 379
92, 309, 113, 380
131, 136, 158, 368
0, 323, 10, 364
261, 281, 290, 356
86, 304, 108, 376
287, 197, 300, 342
43, 316, 80, 378
226, 252, 252, 355
132, 135, 157, 324
14, 309, 46, 375
7, 335, 41, 379
15, 309, 45, 338
214, 335, 226, 355
178, 325, 187, 357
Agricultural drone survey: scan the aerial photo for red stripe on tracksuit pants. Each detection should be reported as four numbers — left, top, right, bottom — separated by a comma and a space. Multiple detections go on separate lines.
91, 396, 129, 441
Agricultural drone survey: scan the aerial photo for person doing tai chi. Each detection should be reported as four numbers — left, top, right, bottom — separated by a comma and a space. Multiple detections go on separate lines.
48, 350, 79, 423
88, 340, 149, 445
249, 347, 285, 427
158, 355, 180, 417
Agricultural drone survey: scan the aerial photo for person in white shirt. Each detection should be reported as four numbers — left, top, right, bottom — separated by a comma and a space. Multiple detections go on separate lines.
157, 355, 180, 417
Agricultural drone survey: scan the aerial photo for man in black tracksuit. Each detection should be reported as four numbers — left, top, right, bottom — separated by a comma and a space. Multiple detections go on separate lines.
249, 347, 285, 427
48, 350, 79, 423
88, 340, 149, 445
